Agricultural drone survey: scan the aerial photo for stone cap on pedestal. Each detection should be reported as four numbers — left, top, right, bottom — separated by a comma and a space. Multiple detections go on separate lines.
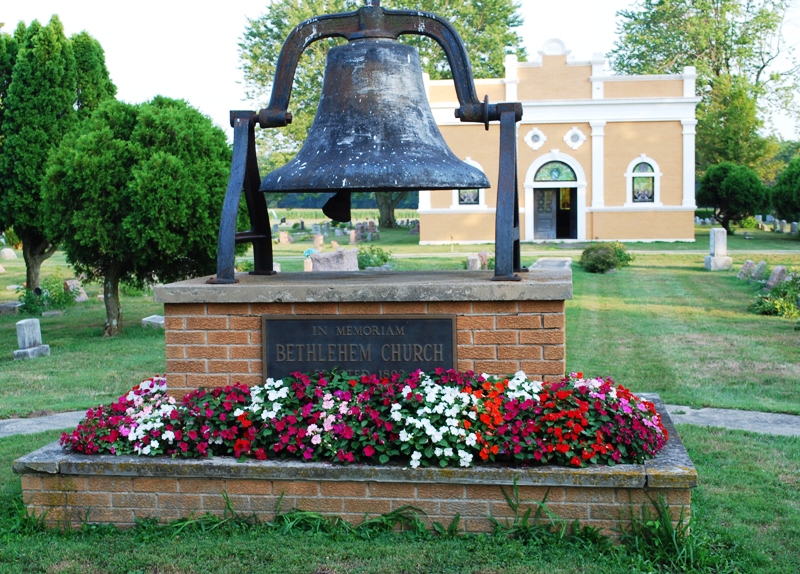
154, 269, 573, 304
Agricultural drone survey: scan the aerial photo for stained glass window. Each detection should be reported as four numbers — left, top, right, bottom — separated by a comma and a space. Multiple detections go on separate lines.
634, 162, 654, 173
534, 161, 576, 182
458, 189, 479, 205
632, 176, 654, 202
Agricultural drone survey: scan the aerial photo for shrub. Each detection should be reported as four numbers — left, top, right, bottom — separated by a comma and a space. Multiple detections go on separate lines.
609, 241, 635, 267
2, 227, 22, 249
580, 244, 620, 273
749, 271, 800, 319
737, 216, 758, 229
357, 245, 393, 269
18, 273, 76, 316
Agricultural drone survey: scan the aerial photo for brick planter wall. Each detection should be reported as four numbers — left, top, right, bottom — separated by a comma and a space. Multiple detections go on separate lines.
14, 397, 695, 536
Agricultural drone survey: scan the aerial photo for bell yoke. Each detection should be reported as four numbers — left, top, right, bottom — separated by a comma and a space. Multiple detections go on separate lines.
210, 0, 524, 283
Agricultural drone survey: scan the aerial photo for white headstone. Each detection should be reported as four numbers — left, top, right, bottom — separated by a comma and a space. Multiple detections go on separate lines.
755, 215, 763, 223
272, 262, 281, 273
709, 228, 727, 257
0, 248, 16, 260
141, 315, 165, 329
14, 318, 50, 360
780, 220, 788, 233
310, 249, 359, 272
792, 222, 799, 234
313, 234, 324, 249
466, 255, 480, 271
766, 214, 775, 223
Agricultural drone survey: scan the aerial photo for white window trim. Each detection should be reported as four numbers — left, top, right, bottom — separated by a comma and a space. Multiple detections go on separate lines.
624, 154, 662, 207
523, 149, 587, 241
451, 157, 487, 209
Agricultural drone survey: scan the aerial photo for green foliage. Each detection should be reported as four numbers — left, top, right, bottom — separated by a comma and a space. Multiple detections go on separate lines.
737, 216, 759, 229
697, 162, 768, 233
750, 271, 800, 319
42, 96, 234, 333
2, 226, 20, 248
579, 244, 620, 274
696, 75, 780, 180
357, 244, 393, 269
608, 241, 634, 267
0, 17, 115, 288
240, 0, 525, 165
17, 272, 75, 316
771, 155, 800, 221
618, 495, 733, 572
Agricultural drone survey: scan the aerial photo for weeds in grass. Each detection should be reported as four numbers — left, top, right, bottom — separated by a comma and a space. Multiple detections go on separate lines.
618, 494, 737, 572
0, 495, 48, 537
432, 514, 462, 539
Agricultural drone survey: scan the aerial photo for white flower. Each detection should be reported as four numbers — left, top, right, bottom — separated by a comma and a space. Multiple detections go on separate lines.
141, 445, 151, 455
162, 430, 175, 443
434, 447, 443, 457
399, 430, 412, 442
465, 433, 477, 447
443, 447, 453, 457
410, 459, 421, 469
411, 451, 422, 461
233, 408, 245, 417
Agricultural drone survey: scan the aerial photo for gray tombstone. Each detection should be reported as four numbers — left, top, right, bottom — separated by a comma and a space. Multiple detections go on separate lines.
751, 260, 768, 281
694, 216, 701, 225
466, 255, 480, 271
279, 231, 291, 244
755, 215, 763, 223
779, 220, 788, 233
312, 223, 322, 235
765, 265, 787, 290
766, 214, 775, 223
299, 220, 305, 231
64, 279, 88, 303
272, 262, 281, 273
0, 247, 16, 260
271, 224, 279, 234
334, 228, 344, 237
702, 218, 711, 225
773, 220, 779, 231
14, 318, 50, 360
792, 222, 799, 235
366, 232, 373, 242
737, 260, 755, 280
368, 221, 376, 233
310, 249, 359, 272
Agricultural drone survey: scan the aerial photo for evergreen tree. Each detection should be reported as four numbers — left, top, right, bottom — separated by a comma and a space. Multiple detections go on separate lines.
0, 17, 115, 288
43, 97, 233, 336
240, 0, 525, 228
771, 156, 800, 222
0, 17, 76, 289
697, 162, 768, 233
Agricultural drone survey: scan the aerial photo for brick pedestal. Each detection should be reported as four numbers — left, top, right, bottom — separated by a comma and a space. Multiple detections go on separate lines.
153, 270, 573, 398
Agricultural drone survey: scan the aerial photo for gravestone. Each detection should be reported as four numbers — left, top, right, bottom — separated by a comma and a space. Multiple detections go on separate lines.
280, 217, 287, 224
279, 231, 291, 244
0, 248, 16, 260
702, 218, 711, 225
312, 223, 322, 235
779, 220, 788, 233
751, 260, 768, 281
368, 221, 376, 233
349, 230, 358, 244
737, 260, 755, 280
273, 263, 281, 273
272, 224, 279, 234
299, 220, 305, 231
64, 280, 88, 303
466, 255, 480, 271
366, 232, 373, 242
409, 223, 420, 235
792, 222, 799, 235
705, 228, 732, 271
0, 264, 4, 274
310, 249, 359, 272
303, 258, 313, 272
141, 315, 165, 329
694, 216, 701, 225
313, 234, 324, 250
478, 251, 489, 270
0, 302, 20, 314
766, 214, 774, 223
331, 240, 339, 249
755, 215, 763, 223
765, 266, 787, 290
14, 318, 50, 360
334, 228, 344, 237
773, 220, 779, 232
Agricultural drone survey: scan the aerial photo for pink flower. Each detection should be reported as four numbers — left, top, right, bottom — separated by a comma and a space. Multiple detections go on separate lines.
363, 445, 375, 457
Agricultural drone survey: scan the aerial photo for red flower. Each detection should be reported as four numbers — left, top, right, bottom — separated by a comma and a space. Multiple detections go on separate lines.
363, 445, 375, 457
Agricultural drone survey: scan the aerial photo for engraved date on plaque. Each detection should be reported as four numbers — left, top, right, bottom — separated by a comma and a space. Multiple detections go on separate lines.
262, 315, 456, 379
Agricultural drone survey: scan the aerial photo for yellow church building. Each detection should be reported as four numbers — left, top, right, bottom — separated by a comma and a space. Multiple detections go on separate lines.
419, 39, 700, 244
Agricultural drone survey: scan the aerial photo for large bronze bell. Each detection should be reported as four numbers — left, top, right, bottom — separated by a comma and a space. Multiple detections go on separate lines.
259, 39, 490, 222
211, 0, 524, 283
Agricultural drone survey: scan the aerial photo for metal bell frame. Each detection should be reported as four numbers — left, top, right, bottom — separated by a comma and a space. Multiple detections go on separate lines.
210, 0, 525, 284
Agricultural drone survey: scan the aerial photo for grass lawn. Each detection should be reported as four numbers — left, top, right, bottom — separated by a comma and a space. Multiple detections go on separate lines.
1, 428, 798, 573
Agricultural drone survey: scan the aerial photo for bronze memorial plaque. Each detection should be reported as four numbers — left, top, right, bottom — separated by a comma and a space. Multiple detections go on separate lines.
262, 315, 457, 379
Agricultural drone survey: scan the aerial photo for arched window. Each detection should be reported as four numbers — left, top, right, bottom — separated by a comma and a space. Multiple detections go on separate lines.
535, 161, 577, 182
625, 155, 662, 206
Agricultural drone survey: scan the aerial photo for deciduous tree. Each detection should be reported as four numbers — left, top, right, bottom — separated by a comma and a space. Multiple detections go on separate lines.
43, 97, 233, 336
240, 0, 525, 228
771, 156, 800, 222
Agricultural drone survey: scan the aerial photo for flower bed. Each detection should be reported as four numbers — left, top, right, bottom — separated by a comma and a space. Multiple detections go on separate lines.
61, 370, 668, 469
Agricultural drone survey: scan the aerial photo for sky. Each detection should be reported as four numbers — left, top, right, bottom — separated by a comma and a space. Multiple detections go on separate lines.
3, 0, 798, 139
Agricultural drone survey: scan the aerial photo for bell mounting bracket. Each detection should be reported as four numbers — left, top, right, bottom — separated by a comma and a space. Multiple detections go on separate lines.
211, 0, 525, 283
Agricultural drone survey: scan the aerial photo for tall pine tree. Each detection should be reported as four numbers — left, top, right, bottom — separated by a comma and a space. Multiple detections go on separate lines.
0, 17, 115, 288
